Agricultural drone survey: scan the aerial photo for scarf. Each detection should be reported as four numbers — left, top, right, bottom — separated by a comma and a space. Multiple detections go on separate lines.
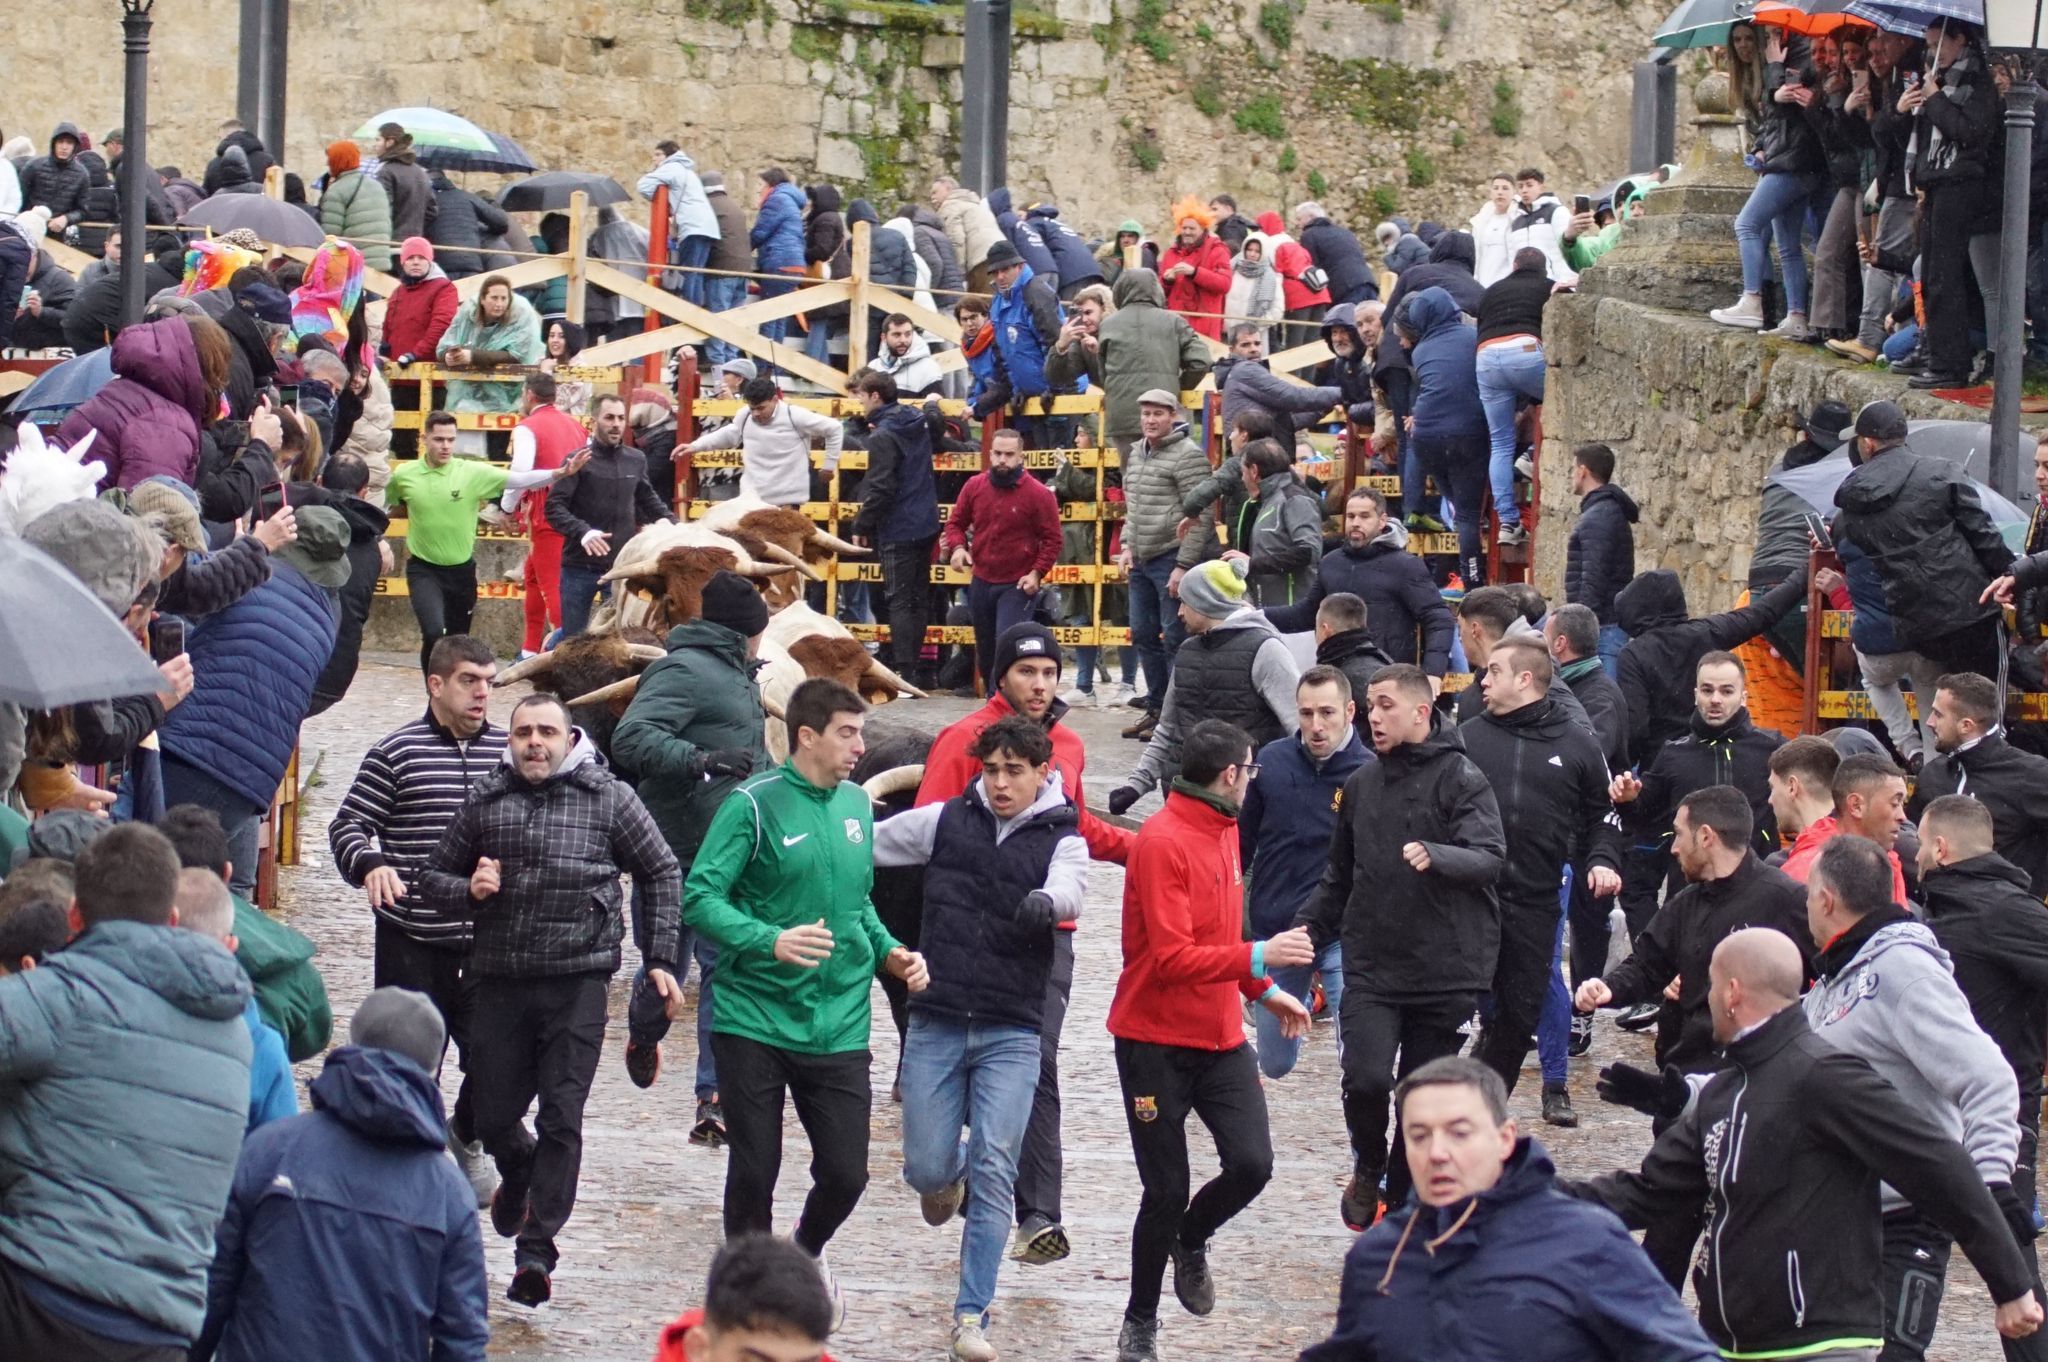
1234, 255, 1267, 279
1909, 44, 1982, 189
1170, 776, 1239, 818
962, 323, 995, 360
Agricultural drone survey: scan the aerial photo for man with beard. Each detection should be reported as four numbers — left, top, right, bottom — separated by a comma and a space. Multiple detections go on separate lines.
1908, 671, 2048, 895
1264, 486, 1453, 690
944, 428, 1062, 690
545, 393, 674, 640
872, 312, 945, 397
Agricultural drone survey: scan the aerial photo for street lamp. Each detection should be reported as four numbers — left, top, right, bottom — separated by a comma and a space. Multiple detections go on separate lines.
118, 0, 156, 327
1986, 0, 2044, 501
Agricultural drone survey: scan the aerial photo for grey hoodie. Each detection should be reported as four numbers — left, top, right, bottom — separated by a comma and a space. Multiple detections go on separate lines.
1802, 918, 2019, 1210
1129, 608, 1301, 797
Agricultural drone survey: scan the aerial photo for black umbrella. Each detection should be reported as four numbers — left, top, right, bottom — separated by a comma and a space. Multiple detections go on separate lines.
498, 172, 632, 213
180, 194, 328, 248
0, 537, 170, 709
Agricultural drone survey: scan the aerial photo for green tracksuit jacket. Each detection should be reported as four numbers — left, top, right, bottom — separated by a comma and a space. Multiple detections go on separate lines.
683, 760, 900, 1055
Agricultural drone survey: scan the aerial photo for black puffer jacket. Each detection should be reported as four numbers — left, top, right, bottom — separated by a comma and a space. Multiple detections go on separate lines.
1912, 44, 2001, 188
1615, 570, 1805, 773
19, 123, 89, 220
1907, 732, 2048, 896
1922, 852, 2048, 1118
1265, 521, 1457, 676
1382, 230, 1485, 319
425, 170, 510, 280
70, 151, 120, 257
847, 199, 915, 291
1296, 715, 1506, 997
1298, 216, 1376, 305
203, 131, 275, 199
1315, 302, 1377, 421
1832, 446, 2014, 649
1459, 696, 1621, 908
1752, 47, 1825, 174
1564, 484, 1638, 624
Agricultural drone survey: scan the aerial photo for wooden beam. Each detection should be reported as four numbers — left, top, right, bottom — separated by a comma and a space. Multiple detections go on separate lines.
848, 220, 871, 378
448, 256, 566, 299
564, 189, 588, 326
575, 307, 851, 392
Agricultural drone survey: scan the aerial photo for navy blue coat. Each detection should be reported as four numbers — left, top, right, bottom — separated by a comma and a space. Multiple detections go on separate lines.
1405, 287, 1487, 442
192, 1046, 487, 1362
1564, 483, 1640, 625
1266, 529, 1457, 677
1299, 216, 1376, 305
989, 187, 1060, 280
1028, 207, 1104, 289
1299, 1139, 1718, 1362
1239, 727, 1371, 936
160, 561, 338, 811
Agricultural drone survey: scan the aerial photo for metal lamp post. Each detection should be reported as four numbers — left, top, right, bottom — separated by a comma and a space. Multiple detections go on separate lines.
962, 0, 1011, 196
117, 0, 155, 327
1987, 0, 2045, 501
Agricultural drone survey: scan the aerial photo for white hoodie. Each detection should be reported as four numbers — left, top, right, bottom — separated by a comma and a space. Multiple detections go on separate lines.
873, 330, 945, 397
682, 397, 844, 506
1468, 201, 1515, 286
882, 216, 934, 316
1505, 192, 1577, 286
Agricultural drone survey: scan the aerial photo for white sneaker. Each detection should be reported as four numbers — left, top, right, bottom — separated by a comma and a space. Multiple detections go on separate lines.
1763, 311, 1812, 341
951, 1313, 999, 1362
452, 1137, 499, 1209
1058, 687, 1096, 710
816, 1251, 846, 1331
1709, 293, 1765, 329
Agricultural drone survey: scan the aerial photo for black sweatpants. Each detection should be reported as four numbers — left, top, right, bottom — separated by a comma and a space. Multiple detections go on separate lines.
1567, 857, 1613, 989
0, 1259, 181, 1362
1015, 929, 1076, 1226
1619, 842, 1670, 940
1473, 897, 1560, 1094
470, 971, 610, 1273
876, 535, 939, 682
1338, 989, 1473, 1204
406, 556, 479, 674
1113, 1037, 1273, 1323
373, 918, 477, 1144
713, 1032, 872, 1255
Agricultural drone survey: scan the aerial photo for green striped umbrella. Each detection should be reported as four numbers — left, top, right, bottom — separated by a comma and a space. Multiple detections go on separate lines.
350, 107, 535, 174
1654, 0, 1753, 47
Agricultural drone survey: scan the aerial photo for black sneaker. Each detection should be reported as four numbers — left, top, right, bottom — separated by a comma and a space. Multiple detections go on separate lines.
1170, 1237, 1215, 1316
689, 1096, 726, 1147
1568, 1013, 1593, 1058
624, 1040, 660, 1089
507, 1262, 551, 1308
1615, 1002, 1660, 1033
1542, 1083, 1580, 1128
490, 1182, 530, 1239
1341, 1172, 1381, 1231
1116, 1314, 1161, 1362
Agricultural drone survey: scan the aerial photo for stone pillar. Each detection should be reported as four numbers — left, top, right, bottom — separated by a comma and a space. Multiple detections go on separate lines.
1576, 70, 1752, 313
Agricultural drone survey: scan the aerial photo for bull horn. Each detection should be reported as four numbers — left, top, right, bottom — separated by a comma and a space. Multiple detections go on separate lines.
737, 562, 788, 579
567, 675, 642, 707
602, 561, 655, 584
760, 542, 825, 580
863, 657, 930, 699
761, 693, 786, 721
494, 649, 556, 684
809, 527, 867, 555
861, 764, 926, 804
627, 644, 668, 663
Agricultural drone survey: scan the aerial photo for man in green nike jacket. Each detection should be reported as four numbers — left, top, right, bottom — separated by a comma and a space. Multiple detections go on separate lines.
684, 676, 929, 1322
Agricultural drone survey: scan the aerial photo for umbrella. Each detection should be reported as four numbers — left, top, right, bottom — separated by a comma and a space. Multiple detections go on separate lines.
1845, 0, 1982, 32
1654, 0, 1752, 48
6, 349, 114, 422
1768, 419, 2034, 550
351, 107, 536, 175
498, 171, 631, 213
0, 537, 170, 709
179, 194, 327, 248
1751, 0, 1877, 33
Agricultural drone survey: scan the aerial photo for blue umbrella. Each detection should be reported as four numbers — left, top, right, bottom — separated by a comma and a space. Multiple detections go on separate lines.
5, 349, 114, 422
1845, 0, 1982, 32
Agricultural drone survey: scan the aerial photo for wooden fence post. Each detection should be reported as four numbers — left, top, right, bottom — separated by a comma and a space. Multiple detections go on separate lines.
565, 188, 589, 326
848, 220, 872, 380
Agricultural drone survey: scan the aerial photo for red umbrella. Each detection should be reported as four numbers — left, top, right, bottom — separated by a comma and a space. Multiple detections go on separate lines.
1750, 0, 1878, 32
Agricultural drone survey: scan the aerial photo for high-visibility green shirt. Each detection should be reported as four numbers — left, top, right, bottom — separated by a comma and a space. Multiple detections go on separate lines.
386, 457, 510, 566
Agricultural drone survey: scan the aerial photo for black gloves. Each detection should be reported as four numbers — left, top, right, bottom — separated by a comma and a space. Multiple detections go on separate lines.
1008, 890, 1059, 931
693, 748, 756, 780
1992, 1182, 2040, 1245
1596, 1063, 1690, 1121
1107, 786, 1140, 817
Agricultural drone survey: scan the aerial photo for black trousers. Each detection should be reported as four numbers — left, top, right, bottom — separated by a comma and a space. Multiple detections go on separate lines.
1339, 989, 1473, 1204
0, 1258, 183, 1362
373, 919, 477, 1145
1923, 180, 1989, 374
1016, 929, 1076, 1226
406, 556, 478, 674
1567, 857, 1613, 988
1917, 616, 2004, 682
1619, 843, 1670, 940
877, 535, 939, 682
1880, 1206, 1954, 1361
1113, 1038, 1273, 1323
0, 235, 33, 351
712, 1032, 872, 1255
470, 971, 609, 1272
1473, 897, 1559, 1094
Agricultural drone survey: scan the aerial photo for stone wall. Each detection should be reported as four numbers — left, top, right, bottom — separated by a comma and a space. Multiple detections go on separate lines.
1536, 293, 1998, 616
11, 0, 1685, 241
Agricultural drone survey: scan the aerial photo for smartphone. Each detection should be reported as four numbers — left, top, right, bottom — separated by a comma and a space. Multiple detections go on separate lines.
148, 617, 185, 664
1573, 194, 1593, 215
276, 383, 300, 408
256, 480, 287, 521
1803, 513, 1834, 552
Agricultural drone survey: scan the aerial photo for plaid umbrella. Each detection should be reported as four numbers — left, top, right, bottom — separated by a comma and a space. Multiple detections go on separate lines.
350, 107, 536, 175
1845, 0, 1983, 32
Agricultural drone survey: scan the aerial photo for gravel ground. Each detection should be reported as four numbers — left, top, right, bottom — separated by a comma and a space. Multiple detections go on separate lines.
284, 657, 2010, 1361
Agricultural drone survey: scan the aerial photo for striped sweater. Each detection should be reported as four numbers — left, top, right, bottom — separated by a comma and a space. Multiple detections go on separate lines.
328, 712, 508, 943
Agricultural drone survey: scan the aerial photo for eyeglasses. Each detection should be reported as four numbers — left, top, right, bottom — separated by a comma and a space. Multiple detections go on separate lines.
1234, 762, 1262, 780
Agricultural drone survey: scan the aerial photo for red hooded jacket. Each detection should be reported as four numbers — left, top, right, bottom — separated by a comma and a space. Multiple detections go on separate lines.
1159, 231, 1233, 340
916, 691, 1131, 865
382, 272, 459, 363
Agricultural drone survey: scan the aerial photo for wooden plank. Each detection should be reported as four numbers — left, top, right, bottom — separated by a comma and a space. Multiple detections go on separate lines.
564, 190, 589, 326
848, 221, 871, 380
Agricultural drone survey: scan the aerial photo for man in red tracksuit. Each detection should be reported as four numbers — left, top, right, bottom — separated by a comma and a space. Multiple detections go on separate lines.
503, 373, 587, 656
1106, 718, 1315, 1362
911, 621, 1128, 1268
945, 426, 1064, 689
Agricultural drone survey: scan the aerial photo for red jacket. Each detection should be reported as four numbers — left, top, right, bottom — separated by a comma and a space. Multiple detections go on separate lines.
1159, 233, 1233, 340
515, 403, 588, 537
1272, 237, 1331, 312
917, 691, 1131, 864
942, 470, 1062, 585
654, 1309, 837, 1362
1781, 814, 1908, 904
382, 273, 459, 363
1107, 789, 1266, 1050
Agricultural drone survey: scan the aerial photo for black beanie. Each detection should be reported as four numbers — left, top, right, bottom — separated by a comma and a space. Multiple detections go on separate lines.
991, 621, 1061, 685
700, 570, 769, 639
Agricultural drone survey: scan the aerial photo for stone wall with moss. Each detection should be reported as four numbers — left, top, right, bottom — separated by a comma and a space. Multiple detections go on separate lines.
14, 0, 1676, 240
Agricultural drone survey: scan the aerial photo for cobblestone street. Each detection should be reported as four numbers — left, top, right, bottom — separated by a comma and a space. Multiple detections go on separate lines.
284, 658, 2010, 1361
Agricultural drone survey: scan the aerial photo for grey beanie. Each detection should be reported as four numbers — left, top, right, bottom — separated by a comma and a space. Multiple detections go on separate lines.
1176, 557, 1251, 621
350, 986, 448, 1075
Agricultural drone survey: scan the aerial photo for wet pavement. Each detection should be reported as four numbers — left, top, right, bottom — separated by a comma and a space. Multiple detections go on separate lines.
288, 658, 2010, 1361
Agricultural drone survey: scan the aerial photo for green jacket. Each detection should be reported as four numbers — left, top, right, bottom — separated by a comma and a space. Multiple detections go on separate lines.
683, 760, 899, 1055
0, 806, 26, 873
232, 894, 333, 1062
1079, 269, 1214, 448
318, 169, 395, 271
612, 619, 772, 863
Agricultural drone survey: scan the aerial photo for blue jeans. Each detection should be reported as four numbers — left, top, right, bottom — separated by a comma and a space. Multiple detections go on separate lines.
1258, 941, 1343, 1080
758, 273, 796, 349
1598, 622, 1628, 680
1735, 171, 1819, 312
900, 1014, 1043, 1317
672, 234, 714, 308
1475, 341, 1544, 531
1883, 322, 1920, 363
162, 757, 262, 899
1536, 869, 1572, 1087
701, 274, 747, 367
1126, 551, 1188, 709
556, 557, 612, 640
